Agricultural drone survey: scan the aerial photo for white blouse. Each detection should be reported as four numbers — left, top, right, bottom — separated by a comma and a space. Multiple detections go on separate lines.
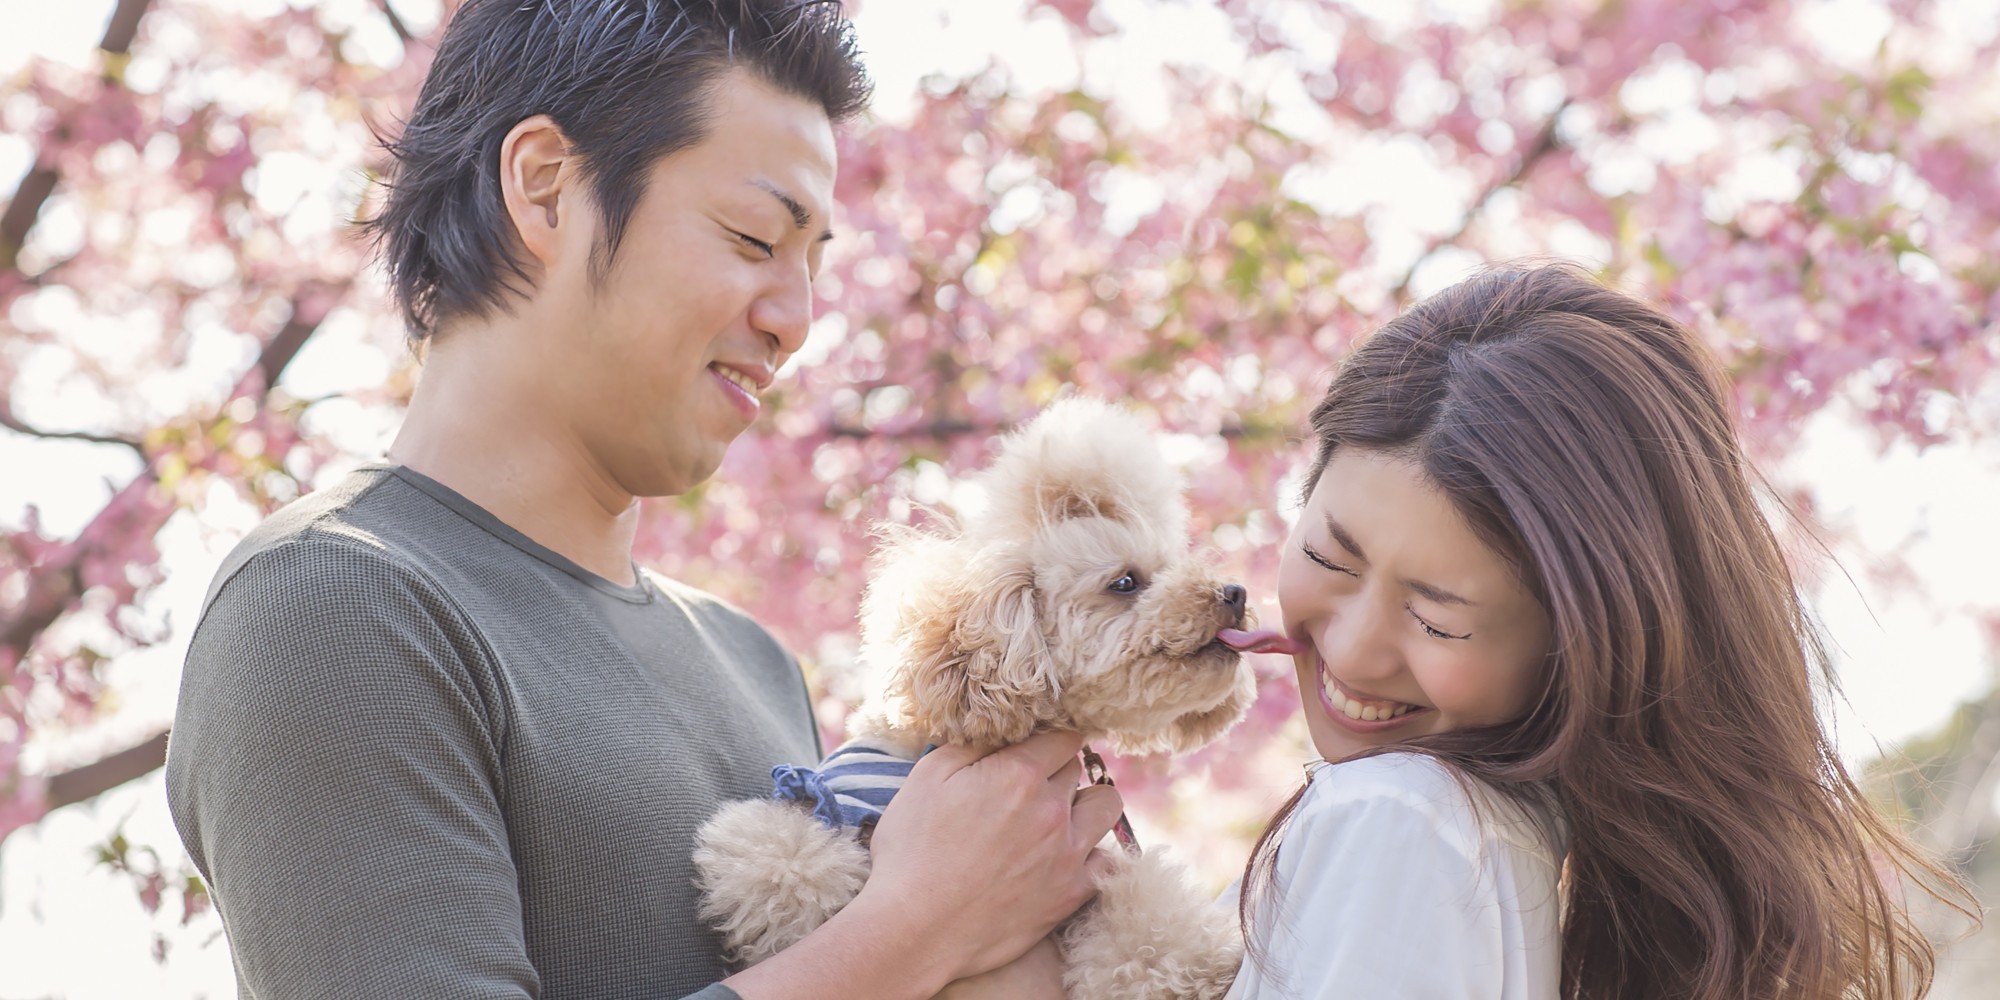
1223, 753, 1566, 1000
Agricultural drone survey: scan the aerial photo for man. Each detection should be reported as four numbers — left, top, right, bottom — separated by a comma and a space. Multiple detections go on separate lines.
164, 2, 1116, 997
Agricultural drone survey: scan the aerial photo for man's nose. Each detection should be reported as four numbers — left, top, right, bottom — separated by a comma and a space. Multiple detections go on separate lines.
751, 273, 812, 356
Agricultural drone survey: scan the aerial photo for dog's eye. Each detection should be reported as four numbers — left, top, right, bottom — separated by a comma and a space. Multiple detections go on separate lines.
1107, 573, 1139, 594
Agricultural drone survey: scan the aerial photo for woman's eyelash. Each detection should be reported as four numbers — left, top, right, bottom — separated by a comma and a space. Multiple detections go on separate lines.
1406, 606, 1470, 641
1302, 542, 1469, 639
1300, 543, 1355, 576
735, 231, 775, 257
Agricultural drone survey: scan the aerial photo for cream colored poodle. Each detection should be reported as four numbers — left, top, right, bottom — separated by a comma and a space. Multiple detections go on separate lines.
693, 398, 1287, 999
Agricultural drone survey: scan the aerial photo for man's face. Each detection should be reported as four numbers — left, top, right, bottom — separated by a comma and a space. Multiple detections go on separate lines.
540, 69, 837, 499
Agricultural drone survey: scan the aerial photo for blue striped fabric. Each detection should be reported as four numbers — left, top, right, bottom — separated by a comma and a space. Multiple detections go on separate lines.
769, 739, 918, 830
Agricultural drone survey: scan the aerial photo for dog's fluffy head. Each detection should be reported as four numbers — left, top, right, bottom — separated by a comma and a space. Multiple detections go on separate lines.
857, 398, 1257, 756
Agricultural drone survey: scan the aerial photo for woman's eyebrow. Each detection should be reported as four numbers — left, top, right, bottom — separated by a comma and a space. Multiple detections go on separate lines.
1322, 513, 1368, 562
1406, 578, 1475, 608
1324, 512, 1476, 606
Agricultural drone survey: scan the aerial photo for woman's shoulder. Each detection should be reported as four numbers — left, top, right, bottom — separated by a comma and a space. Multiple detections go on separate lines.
1294, 751, 1564, 864
1234, 754, 1568, 1000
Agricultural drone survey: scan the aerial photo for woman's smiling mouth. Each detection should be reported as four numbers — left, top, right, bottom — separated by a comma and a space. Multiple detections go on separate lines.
1306, 650, 1434, 729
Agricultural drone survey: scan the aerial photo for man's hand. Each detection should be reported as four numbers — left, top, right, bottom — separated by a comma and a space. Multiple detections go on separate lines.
723, 730, 1122, 1000
857, 730, 1122, 981
934, 935, 1065, 1000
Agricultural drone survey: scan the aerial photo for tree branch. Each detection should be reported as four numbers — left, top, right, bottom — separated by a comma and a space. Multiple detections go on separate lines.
101, 0, 153, 57
45, 730, 169, 810
825, 416, 1271, 441
0, 285, 343, 831
827, 418, 983, 439
0, 0, 155, 274
0, 166, 59, 275
0, 405, 147, 458
1388, 102, 1569, 305
258, 292, 335, 391
0, 478, 162, 656
376, 0, 415, 43
1, 287, 338, 780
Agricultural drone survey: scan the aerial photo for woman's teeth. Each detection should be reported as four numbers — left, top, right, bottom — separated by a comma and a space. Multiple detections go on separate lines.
1322, 674, 1418, 722
712, 365, 758, 395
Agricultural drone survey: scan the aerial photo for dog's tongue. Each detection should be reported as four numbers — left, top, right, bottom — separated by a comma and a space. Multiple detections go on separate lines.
1217, 629, 1304, 656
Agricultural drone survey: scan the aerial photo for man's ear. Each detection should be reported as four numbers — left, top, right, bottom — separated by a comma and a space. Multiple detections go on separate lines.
499, 114, 578, 269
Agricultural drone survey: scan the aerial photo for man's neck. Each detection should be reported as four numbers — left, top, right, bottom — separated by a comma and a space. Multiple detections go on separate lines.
387, 328, 643, 586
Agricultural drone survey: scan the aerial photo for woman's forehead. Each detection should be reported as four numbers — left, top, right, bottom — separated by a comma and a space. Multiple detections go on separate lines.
1306, 449, 1525, 602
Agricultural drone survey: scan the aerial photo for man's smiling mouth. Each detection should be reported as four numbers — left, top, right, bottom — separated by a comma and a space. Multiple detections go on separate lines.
710, 363, 760, 396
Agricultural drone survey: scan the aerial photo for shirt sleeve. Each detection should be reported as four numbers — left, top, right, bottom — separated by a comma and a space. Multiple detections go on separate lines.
1232, 778, 1522, 1000
678, 987, 742, 1000
166, 537, 538, 999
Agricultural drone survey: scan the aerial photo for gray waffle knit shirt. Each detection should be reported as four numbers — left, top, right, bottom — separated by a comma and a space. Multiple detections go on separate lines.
166, 465, 821, 1000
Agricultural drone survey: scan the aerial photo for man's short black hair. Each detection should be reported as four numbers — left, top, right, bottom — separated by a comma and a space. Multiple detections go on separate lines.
364, 0, 871, 339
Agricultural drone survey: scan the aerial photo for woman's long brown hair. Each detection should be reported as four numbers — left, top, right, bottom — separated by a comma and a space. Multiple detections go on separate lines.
1242, 264, 1976, 998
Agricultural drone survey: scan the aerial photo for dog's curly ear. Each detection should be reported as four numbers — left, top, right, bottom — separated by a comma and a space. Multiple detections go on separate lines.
876, 549, 1060, 748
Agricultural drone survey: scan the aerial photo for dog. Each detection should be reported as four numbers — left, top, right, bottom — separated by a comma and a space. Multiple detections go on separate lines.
693, 397, 1291, 999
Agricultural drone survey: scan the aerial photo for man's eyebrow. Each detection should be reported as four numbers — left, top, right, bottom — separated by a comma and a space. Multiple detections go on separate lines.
751, 179, 834, 242
1323, 512, 1475, 607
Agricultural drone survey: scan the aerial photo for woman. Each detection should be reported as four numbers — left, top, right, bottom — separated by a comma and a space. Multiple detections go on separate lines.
1229, 263, 1972, 998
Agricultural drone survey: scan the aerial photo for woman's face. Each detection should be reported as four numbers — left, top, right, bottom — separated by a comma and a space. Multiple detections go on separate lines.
1280, 447, 1553, 762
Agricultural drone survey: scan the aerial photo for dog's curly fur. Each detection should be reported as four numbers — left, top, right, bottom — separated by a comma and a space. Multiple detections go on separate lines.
694, 398, 1252, 998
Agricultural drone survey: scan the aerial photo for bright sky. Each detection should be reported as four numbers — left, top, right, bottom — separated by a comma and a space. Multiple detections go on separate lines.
1, 0, 1997, 997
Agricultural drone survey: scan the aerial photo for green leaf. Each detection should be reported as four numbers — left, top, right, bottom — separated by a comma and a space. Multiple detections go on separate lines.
1884, 66, 1932, 121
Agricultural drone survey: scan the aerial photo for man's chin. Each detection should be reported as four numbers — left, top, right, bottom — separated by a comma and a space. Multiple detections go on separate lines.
617, 446, 730, 501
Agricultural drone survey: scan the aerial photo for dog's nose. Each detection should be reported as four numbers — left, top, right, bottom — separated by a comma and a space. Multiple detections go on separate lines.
1222, 584, 1246, 611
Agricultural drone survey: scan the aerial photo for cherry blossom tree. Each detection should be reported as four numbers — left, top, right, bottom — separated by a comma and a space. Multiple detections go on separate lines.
2, 0, 1995, 965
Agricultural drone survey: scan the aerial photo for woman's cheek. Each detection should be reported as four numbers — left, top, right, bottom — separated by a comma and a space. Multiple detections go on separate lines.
1431, 654, 1514, 726
1410, 654, 1461, 722
1275, 549, 1310, 628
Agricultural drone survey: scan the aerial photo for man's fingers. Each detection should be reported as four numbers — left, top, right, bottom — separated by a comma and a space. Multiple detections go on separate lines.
1069, 782, 1124, 844
1050, 756, 1083, 792
903, 742, 984, 790
989, 730, 1086, 778
1082, 846, 1122, 883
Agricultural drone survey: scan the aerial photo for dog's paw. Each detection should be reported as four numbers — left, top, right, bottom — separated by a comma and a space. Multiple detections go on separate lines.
1059, 849, 1242, 1000
693, 799, 871, 966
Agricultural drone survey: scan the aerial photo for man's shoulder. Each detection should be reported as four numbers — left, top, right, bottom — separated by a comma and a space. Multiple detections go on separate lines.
198, 465, 472, 624
175, 471, 509, 739
229, 462, 397, 546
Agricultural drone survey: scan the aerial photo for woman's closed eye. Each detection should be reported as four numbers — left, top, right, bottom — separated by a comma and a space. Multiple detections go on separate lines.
1407, 606, 1471, 641
733, 230, 775, 258
1301, 542, 1356, 576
